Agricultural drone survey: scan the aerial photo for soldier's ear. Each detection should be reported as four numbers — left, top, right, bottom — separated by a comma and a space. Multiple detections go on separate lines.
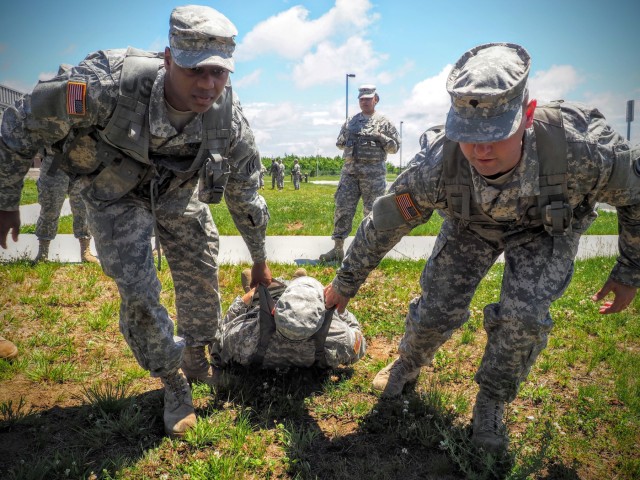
164, 47, 172, 70
525, 99, 537, 128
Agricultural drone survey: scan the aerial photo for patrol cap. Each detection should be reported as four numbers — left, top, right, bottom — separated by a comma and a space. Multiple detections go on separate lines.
169, 5, 237, 72
445, 43, 531, 143
358, 84, 377, 99
274, 276, 325, 341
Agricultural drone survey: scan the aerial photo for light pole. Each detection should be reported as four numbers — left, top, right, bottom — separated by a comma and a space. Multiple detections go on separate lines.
345, 73, 355, 120
399, 121, 403, 170
627, 100, 635, 141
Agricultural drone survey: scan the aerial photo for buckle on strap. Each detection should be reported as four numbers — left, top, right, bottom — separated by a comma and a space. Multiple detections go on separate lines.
543, 200, 572, 236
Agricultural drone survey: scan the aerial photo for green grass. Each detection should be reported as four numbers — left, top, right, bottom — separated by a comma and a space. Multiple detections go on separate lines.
20, 178, 619, 236
0, 258, 638, 479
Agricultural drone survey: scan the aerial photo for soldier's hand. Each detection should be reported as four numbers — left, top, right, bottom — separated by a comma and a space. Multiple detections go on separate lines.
324, 283, 350, 314
250, 261, 272, 288
0, 210, 20, 249
591, 278, 638, 314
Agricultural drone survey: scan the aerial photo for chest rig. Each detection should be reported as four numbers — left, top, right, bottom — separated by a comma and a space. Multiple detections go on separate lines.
442, 103, 593, 237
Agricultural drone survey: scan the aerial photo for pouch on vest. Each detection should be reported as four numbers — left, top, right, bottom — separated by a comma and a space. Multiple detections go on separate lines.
84, 151, 148, 210
199, 153, 230, 204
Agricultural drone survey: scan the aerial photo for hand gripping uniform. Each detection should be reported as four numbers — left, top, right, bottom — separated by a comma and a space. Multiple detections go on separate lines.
219, 276, 366, 369
332, 101, 640, 402
0, 48, 269, 377
333, 111, 400, 239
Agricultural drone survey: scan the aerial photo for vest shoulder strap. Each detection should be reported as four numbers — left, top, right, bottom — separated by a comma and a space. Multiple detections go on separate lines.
311, 308, 336, 367
98, 47, 164, 164
249, 284, 277, 366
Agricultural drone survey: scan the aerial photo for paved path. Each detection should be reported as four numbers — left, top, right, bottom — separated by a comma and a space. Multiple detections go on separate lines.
1, 199, 619, 264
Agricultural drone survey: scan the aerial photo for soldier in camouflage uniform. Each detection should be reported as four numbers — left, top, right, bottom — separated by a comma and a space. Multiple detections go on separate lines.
270, 159, 278, 189
34, 152, 98, 264
0, 5, 272, 438
291, 159, 302, 190
276, 158, 285, 190
258, 161, 267, 189
219, 269, 366, 368
319, 85, 400, 262
325, 43, 640, 453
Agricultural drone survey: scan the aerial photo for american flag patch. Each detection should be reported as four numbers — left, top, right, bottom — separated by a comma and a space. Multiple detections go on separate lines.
66, 81, 86, 115
395, 192, 420, 221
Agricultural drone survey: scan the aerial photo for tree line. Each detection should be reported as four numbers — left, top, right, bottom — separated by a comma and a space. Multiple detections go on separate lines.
261, 154, 401, 177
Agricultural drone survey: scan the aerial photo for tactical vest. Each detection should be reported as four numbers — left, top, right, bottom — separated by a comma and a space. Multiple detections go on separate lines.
249, 283, 336, 368
442, 103, 593, 237
54, 47, 233, 207
344, 116, 386, 164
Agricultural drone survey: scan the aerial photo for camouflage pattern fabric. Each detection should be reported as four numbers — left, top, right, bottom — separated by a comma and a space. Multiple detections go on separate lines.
0, 48, 268, 377
332, 111, 399, 240
220, 284, 366, 369
276, 161, 285, 189
259, 163, 266, 188
36, 155, 91, 240
332, 101, 640, 402
270, 161, 277, 189
292, 163, 301, 190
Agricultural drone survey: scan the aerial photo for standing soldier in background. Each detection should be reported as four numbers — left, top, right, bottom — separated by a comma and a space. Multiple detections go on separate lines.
319, 84, 400, 263
258, 161, 267, 190
291, 158, 302, 190
276, 158, 285, 190
270, 159, 278, 189
324, 43, 640, 453
0, 5, 272, 438
33, 151, 98, 264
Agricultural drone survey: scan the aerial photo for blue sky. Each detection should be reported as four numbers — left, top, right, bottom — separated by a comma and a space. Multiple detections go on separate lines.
1, 0, 638, 163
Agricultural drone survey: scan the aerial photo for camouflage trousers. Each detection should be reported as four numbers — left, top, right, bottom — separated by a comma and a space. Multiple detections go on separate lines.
36, 156, 90, 240
276, 172, 284, 189
292, 174, 300, 190
399, 219, 579, 402
271, 174, 277, 189
85, 178, 221, 378
332, 171, 386, 240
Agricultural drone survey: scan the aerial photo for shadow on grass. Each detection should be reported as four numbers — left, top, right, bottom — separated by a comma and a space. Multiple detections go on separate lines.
0, 389, 165, 479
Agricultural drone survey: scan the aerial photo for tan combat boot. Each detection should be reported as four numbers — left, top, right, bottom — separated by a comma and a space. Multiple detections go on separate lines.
0, 336, 18, 360
33, 240, 50, 263
79, 237, 99, 264
372, 357, 420, 398
318, 239, 344, 263
471, 390, 509, 453
182, 345, 215, 385
161, 369, 196, 438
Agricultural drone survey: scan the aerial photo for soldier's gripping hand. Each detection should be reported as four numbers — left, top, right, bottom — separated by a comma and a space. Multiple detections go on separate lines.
324, 283, 350, 314
591, 278, 638, 314
0, 210, 20, 249
250, 261, 273, 288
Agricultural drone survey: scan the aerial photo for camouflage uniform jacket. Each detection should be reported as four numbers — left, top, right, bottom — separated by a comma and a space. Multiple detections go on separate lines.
332, 102, 640, 297
336, 111, 400, 175
220, 290, 366, 369
0, 48, 268, 261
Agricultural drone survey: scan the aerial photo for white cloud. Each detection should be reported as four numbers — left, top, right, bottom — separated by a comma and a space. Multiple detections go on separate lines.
292, 36, 384, 88
529, 65, 582, 103
236, 0, 375, 61
234, 69, 262, 89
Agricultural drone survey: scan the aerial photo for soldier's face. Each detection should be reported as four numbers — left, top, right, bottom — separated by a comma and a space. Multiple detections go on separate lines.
359, 96, 377, 115
458, 102, 536, 177
164, 48, 229, 113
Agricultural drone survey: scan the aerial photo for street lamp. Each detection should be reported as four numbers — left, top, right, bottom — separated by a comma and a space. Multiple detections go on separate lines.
399, 121, 403, 170
345, 73, 355, 120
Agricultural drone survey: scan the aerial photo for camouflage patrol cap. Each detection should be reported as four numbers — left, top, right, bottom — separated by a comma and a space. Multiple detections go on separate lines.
169, 5, 237, 72
445, 43, 530, 143
274, 276, 325, 341
358, 84, 377, 99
